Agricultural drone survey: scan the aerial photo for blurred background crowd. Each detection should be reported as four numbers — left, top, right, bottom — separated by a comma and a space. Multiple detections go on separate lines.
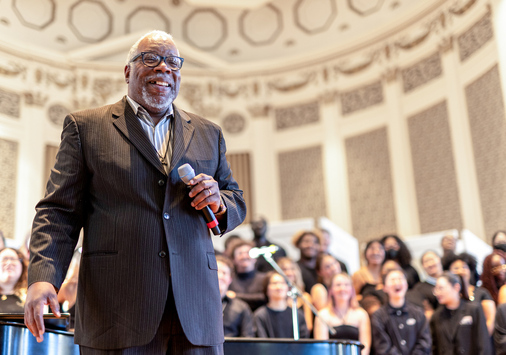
3, 217, 506, 354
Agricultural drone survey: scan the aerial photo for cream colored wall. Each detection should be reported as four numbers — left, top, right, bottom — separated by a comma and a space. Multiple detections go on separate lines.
179, 0, 500, 242
0, 0, 503, 246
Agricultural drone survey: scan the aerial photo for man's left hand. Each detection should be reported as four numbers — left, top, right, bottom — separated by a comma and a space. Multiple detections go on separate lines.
188, 173, 220, 213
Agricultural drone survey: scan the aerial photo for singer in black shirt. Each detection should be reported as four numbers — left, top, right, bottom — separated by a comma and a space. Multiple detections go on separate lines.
216, 255, 254, 337
228, 241, 267, 311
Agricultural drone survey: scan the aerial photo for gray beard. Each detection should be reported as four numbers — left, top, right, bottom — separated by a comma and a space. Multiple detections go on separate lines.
141, 87, 172, 111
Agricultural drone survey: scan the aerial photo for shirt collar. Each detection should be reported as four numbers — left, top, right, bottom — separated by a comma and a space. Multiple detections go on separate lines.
387, 302, 408, 315
425, 276, 437, 286
126, 95, 174, 121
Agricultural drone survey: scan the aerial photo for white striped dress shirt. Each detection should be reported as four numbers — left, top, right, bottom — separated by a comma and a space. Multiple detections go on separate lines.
126, 96, 173, 173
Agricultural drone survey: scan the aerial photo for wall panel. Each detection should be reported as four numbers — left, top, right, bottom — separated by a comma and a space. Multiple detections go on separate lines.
466, 65, 506, 240
408, 101, 463, 233
278, 146, 327, 220
345, 127, 397, 242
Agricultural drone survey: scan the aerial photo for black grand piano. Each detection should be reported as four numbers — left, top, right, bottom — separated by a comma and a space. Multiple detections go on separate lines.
0, 315, 363, 355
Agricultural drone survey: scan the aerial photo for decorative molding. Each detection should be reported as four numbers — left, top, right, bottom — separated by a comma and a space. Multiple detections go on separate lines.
458, 13, 493, 62
247, 104, 270, 118
318, 90, 338, 104
219, 83, 248, 98
449, 0, 478, 15
0, 87, 21, 118
222, 113, 247, 134
92, 77, 125, 104
401, 52, 442, 93
0, 62, 26, 79
179, 82, 222, 117
46, 72, 76, 90
274, 101, 319, 130
438, 36, 454, 53
47, 104, 71, 126
335, 54, 377, 75
199, 104, 222, 118
395, 24, 433, 50
72, 97, 102, 111
267, 72, 316, 92
341, 81, 383, 116
24, 92, 48, 107
382, 67, 399, 83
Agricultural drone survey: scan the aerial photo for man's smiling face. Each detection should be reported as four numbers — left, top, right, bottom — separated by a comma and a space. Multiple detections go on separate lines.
125, 34, 181, 117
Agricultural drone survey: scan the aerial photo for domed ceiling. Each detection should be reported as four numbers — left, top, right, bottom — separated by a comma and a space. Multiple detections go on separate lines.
0, 0, 450, 70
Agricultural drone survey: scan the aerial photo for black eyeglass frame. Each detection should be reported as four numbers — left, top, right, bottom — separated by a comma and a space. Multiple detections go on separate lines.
130, 52, 184, 70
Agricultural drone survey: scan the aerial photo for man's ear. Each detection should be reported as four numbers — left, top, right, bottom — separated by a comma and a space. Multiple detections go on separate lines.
124, 65, 130, 84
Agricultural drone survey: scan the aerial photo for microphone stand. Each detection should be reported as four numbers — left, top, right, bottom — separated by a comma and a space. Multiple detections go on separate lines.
259, 251, 337, 340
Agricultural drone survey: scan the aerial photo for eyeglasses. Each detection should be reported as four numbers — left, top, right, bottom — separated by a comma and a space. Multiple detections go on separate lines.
130, 52, 184, 70
0, 257, 22, 265
432, 286, 448, 295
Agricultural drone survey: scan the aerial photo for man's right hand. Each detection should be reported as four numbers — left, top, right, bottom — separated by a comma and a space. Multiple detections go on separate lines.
24, 282, 61, 343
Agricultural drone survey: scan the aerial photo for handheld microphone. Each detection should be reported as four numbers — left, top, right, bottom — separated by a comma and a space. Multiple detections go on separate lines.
178, 163, 221, 235
248, 245, 279, 259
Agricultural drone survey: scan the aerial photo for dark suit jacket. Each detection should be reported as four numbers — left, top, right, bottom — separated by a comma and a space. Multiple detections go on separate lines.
371, 301, 431, 355
430, 301, 491, 355
28, 97, 246, 349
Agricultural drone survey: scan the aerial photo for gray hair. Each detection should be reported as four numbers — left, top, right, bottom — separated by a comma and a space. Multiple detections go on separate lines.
125, 30, 177, 65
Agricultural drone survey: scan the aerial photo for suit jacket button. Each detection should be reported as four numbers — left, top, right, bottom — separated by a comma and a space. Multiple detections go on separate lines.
159, 251, 167, 258
163, 213, 170, 220
158, 179, 165, 186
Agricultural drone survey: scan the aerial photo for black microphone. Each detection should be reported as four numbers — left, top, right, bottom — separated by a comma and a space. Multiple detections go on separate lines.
178, 163, 221, 235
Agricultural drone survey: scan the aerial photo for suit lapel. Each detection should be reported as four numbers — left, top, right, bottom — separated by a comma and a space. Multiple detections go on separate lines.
112, 97, 166, 176
169, 105, 194, 174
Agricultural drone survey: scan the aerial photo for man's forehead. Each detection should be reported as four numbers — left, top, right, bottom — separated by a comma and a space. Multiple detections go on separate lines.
423, 252, 439, 262
139, 36, 178, 53
386, 271, 406, 282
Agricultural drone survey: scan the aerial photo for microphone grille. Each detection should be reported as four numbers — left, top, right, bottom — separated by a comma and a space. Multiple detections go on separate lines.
178, 163, 195, 184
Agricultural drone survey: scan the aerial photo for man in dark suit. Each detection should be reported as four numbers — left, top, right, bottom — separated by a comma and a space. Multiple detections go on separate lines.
24, 30, 246, 354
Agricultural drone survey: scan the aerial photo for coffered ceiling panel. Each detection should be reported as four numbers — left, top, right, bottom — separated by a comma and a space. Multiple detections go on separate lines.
348, 0, 385, 16
69, 0, 113, 43
0, 0, 444, 69
126, 7, 170, 34
183, 9, 227, 50
239, 5, 282, 45
294, 0, 337, 34
12, 0, 55, 30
